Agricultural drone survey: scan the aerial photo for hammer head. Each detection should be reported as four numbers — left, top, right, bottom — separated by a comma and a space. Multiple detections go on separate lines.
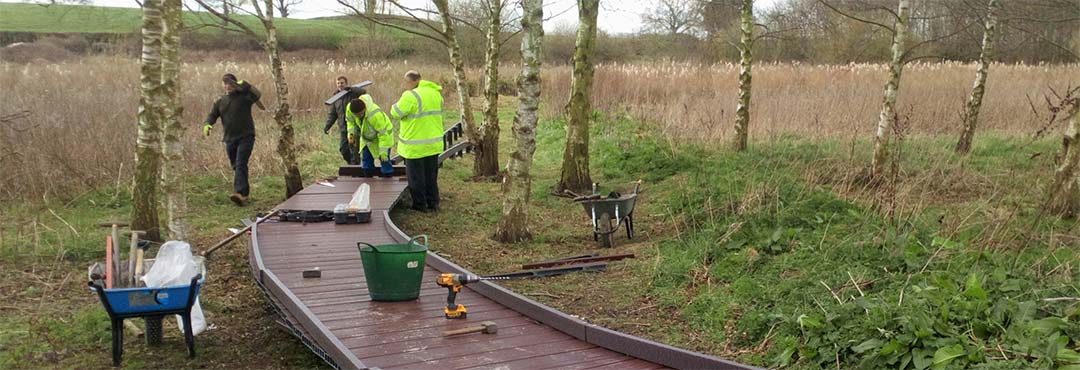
480, 321, 497, 334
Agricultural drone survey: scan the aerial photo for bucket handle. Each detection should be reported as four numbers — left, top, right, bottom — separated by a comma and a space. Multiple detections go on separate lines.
357, 242, 377, 253
408, 235, 429, 247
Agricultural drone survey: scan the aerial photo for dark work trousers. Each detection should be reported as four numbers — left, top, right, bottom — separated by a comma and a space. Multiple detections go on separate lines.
225, 135, 255, 196
338, 130, 357, 165
404, 154, 440, 210
361, 146, 394, 175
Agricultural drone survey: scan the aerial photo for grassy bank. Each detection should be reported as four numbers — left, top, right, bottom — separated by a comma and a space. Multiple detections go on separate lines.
2, 105, 1078, 369
0, 2, 408, 51
397, 114, 1080, 369
0, 120, 346, 369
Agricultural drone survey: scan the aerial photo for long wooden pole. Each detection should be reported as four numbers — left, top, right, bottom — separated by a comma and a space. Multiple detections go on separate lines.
202, 209, 280, 258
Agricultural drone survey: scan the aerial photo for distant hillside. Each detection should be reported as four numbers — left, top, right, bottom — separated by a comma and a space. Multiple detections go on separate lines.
0, 2, 417, 50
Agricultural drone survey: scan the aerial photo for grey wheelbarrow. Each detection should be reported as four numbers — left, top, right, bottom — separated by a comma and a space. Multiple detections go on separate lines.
574, 181, 642, 247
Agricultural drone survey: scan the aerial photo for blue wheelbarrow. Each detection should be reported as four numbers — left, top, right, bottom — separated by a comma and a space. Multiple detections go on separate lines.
574, 181, 642, 247
88, 259, 205, 367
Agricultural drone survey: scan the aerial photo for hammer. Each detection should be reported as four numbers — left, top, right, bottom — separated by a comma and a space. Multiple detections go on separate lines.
98, 221, 128, 288
127, 230, 146, 287
443, 321, 497, 336
133, 239, 151, 286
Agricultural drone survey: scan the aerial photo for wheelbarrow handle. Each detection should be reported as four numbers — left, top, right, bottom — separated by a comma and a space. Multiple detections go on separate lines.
634, 180, 642, 194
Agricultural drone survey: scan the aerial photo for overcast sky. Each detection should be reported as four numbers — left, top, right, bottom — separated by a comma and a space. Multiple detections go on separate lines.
3, 0, 782, 34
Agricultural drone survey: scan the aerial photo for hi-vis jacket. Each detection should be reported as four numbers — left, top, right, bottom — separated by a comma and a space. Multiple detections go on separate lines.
346, 94, 394, 159
391, 80, 444, 159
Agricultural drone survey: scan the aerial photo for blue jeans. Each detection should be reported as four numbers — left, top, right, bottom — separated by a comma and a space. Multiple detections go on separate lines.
361, 146, 393, 175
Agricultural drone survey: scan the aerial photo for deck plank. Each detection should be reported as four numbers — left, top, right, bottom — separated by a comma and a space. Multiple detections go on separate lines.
250, 176, 681, 370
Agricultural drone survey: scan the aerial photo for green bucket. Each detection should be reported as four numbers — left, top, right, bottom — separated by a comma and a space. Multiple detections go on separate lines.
357, 236, 428, 301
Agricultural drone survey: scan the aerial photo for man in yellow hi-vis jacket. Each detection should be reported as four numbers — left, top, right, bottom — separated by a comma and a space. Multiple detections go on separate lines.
345, 94, 395, 177
391, 70, 444, 212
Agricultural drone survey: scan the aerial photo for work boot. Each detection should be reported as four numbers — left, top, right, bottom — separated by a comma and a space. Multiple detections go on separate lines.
229, 193, 248, 206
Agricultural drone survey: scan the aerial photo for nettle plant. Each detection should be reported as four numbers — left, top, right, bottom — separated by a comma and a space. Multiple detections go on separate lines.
773, 254, 1080, 369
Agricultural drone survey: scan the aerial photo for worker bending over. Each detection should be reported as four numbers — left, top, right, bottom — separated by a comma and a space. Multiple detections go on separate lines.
346, 93, 395, 177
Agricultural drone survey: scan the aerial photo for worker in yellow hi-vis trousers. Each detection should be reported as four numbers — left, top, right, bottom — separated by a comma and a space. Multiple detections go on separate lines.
391, 70, 444, 212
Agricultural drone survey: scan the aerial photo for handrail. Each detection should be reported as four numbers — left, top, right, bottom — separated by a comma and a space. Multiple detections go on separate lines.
390, 121, 469, 165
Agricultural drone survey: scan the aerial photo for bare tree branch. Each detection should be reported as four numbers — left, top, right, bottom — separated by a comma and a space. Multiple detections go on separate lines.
818, 0, 895, 33
336, 0, 448, 46
386, 0, 448, 38
191, 0, 260, 40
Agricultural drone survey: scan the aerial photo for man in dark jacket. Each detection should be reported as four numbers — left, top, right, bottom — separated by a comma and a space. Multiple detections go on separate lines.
203, 73, 262, 206
324, 75, 362, 165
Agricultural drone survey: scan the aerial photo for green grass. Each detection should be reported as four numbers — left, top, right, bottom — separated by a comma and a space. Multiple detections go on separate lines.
0, 118, 347, 369
3, 104, 1079, 369
588, 120, 1080, 369
0, 3, 404, 49
396, 112, 1080, 369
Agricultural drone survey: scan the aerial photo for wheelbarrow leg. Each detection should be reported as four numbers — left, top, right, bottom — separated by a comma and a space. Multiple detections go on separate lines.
111, 318, 123, 367
627, 213, 634, 240
181, 313, 196, 358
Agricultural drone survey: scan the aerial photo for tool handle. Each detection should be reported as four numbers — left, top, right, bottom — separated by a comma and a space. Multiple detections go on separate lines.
446, 287, 458, 309
357, 242, 378, 253
408, 235, 428, 247
443, 327, 481, 336
203, 209, 280, 257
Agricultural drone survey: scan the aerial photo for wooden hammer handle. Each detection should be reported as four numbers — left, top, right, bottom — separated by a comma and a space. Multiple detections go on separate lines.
443, 327, 483, 336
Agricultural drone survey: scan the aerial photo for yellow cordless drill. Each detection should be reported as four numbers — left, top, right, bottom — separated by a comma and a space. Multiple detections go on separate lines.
436, 273, 483, 319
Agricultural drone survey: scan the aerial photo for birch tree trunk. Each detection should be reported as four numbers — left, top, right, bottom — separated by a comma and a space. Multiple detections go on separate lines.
132, 0, 164, 241
555, 0, 599, 194
160, 0, 188, 240
732, 0, 753, 151
494, 0, 543, 243
434, 0, 480, 166
475, 0, 505, 179
954, 0, 1000, 155
870, 0, 910, 179
262, 1, 304, 198
1048, 102, 1080, 216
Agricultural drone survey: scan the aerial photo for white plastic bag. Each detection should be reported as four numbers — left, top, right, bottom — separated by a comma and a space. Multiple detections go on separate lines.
141, 241, 207, 335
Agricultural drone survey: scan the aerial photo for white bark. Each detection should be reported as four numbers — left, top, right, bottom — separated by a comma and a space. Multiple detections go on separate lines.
1049, 102, 1080, 216
555, 0, 599, 194
262, 0, 304, 197
161, 0, 188, 240
132, 0, 164, 241
870, 0, 910, 179
955, 0, 1000, 155
476, 0, 505, 178
433, 0, 480, 156
733, 0, 753, 151
494, 0, 543, 243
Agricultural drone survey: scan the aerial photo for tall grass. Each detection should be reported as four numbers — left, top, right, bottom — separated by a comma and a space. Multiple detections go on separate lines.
0, 57, 455, 202
1, 57, 1074, 202
542, 61, 1077, 143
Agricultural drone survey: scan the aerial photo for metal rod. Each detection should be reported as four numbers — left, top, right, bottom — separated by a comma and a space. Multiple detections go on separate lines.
521, 254, 635, 270
202, 209, 280, 258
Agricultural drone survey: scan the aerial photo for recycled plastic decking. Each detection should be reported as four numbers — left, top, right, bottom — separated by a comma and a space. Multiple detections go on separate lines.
248, 141, 756, 370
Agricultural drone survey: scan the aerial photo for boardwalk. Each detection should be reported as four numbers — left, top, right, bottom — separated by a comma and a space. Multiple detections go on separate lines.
247, 146, 754, 370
